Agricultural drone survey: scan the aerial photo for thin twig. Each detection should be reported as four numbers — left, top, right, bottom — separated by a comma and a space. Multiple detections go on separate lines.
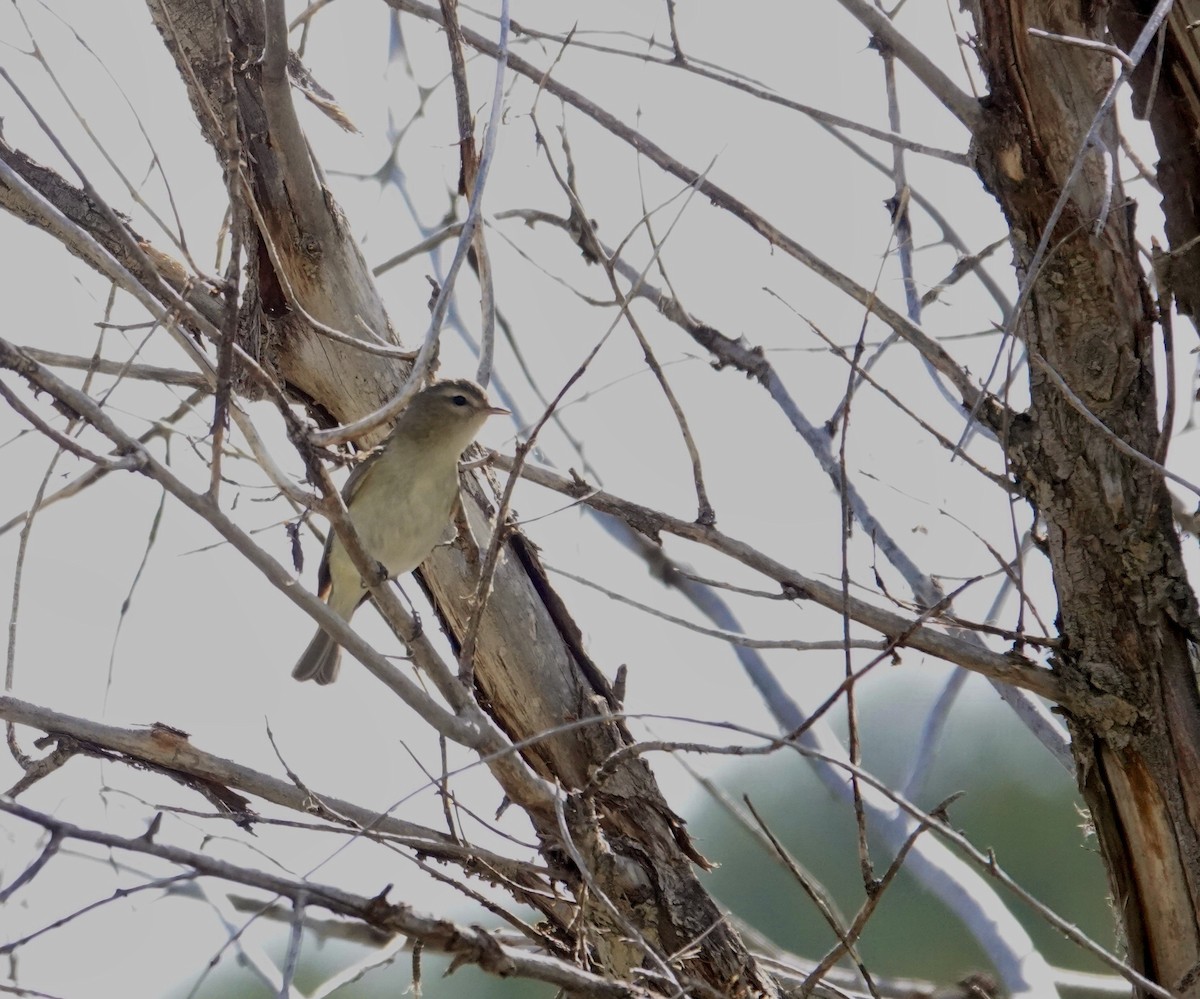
457, 109, 715, 679
492, 455, 1072, 706
385, 0, 997, 418
3, 799, 637, 999
10, 347, 210, 388
1031, 350, 1200, 497
743, 797, 878, 998
799, 797, 951, 994
588, 714, 1172, 999
548, 565, 884, 652
0, 388, 208, 538
279, 891, 307, 998
0, 381, 144, 470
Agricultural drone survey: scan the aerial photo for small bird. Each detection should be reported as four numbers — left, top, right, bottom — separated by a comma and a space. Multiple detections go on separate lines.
292, 378, 508, 684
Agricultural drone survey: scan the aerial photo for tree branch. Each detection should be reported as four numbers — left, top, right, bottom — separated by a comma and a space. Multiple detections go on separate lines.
385, 0, 1000, 422
496, 455, 1077, 709
0, 798, 644, 999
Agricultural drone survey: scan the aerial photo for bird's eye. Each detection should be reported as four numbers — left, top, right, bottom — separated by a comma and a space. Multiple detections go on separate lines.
452, 394, 468, 407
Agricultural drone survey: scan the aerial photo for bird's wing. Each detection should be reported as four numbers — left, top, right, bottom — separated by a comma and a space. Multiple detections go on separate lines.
316, 447, 383, 596
316, 535, 334, 597
340, 446, 384, 506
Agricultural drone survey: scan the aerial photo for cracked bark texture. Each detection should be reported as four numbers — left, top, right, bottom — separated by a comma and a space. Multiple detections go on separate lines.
971, 1, 1200, 993
1111, 0, 1200, 323
139, 1, 774, 994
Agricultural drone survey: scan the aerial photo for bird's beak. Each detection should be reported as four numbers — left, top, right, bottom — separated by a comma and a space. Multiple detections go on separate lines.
486, 404, 511, 416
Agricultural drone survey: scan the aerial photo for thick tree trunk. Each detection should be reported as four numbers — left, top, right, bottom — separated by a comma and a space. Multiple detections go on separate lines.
971, 2, 1200, 992
142, 1, 774, 993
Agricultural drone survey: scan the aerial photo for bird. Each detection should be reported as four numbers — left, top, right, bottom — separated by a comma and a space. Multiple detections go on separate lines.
292, 378, 508, 684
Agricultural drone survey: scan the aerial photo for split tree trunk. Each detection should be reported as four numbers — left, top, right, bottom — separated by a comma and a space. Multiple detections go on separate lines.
143, 1, 775, 993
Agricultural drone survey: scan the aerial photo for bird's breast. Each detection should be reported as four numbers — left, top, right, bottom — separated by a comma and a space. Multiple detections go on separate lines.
348, 460, 459, 577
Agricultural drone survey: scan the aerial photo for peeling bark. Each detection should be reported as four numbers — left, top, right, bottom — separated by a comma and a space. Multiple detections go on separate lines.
971, 1, 1200, 992
1110, 0, 1200, 324
139, 1, 774, 993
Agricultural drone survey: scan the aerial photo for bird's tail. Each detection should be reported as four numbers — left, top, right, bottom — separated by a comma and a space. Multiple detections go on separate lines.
292, 626, 341, 685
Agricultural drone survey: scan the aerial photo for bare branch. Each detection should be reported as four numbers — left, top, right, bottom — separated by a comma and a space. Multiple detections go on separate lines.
0, 798, 646, 999
830, 0, 983, 129
12, 347, 210, 388
494, 455, 1073, 707
386, 0, 1000, 420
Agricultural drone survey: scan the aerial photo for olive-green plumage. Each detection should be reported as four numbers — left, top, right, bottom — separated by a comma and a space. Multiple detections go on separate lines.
292, 379, 507, 684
